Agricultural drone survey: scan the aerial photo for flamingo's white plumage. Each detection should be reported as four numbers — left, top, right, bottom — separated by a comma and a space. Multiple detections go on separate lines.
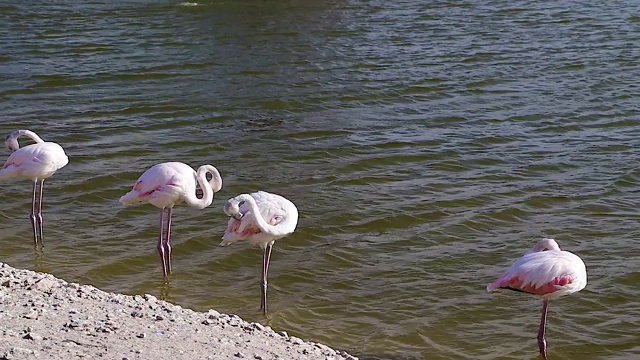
487, 238, 587, 359
221, 191, 298, 313
120, 162, 222, 277
0, 129, 68, 244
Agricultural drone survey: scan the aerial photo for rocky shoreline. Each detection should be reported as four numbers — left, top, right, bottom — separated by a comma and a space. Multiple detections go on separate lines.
0, 262, 357, 360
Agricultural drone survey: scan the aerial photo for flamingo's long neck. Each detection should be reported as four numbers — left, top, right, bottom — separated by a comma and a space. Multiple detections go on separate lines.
183, 165, 220, 209
238, 195, 286, 237
206, 166, 223, 193
14, 130, 45, 144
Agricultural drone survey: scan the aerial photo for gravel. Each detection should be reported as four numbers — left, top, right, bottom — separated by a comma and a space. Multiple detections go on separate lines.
0, 262, 357, 360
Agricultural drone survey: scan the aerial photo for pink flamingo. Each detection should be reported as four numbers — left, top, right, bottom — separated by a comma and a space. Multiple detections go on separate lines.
0, 130, 69, 245
487, 238, 587, 359
221, 191, 298, 314
120, 162, 222, 277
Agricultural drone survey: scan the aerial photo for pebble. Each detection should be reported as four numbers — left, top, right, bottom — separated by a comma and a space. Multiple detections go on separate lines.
315, 343, 336, 355
67, 283, 80, 290
67, 320, 89, 329
32, 277, 58, 292
23, 332, 43, 341
23, 310, 38, 319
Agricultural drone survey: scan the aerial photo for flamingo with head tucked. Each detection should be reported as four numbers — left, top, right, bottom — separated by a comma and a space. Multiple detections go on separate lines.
487, 238, 587, 359
0, 129, 69, 245
221, 191, 298, 314
120, 162, 222, 277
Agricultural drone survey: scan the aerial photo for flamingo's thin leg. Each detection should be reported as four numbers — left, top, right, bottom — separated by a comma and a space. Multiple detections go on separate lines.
164, 207, 173, 275
36, 179, 44, 244
264, 242, 273, 279
157, 208, 167, 278
30, 180, 38, 245
537, 299, 549, 360
260, 243, 273, 314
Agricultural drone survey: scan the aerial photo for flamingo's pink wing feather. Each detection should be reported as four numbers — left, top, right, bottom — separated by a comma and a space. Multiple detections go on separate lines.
487, 251, 585, 297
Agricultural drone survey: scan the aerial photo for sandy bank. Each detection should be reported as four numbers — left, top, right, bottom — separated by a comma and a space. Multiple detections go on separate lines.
0, 262, 357, 360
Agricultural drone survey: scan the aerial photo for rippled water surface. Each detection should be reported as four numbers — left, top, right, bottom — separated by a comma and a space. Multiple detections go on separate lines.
1, 1, 640, 359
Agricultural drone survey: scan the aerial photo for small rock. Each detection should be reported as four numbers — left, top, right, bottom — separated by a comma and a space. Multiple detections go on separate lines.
131, 311, 143, 318
95, 327, 112, 333
143, 294, 157, 302
33, 277, 57, 292
136, 333, 146, 339
1, 279, 10, 287
202, 319, 213, 325
65, 282, 79, 289
23, 332, 42, 341
66, 320, 88, 329
23, 310, 38, 319
315, 343, 335, 354
278, 331, 288, 338
289, 336, 305, 345
155, 315, 164, 321
252, 322, 265, 331
234, 352, 245, 358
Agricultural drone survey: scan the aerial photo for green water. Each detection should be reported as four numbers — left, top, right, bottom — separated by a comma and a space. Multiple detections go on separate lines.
1, 1, 639, 359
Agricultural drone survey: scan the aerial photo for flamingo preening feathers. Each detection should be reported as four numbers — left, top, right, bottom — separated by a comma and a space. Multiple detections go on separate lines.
221, 191, 298, 314
0, 129, 69, 245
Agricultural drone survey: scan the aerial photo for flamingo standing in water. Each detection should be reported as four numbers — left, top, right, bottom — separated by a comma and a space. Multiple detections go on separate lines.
120, 162, 223, 277
221, 191, 298, 314
487, 238, 587, 359
0, 129, 69, 245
